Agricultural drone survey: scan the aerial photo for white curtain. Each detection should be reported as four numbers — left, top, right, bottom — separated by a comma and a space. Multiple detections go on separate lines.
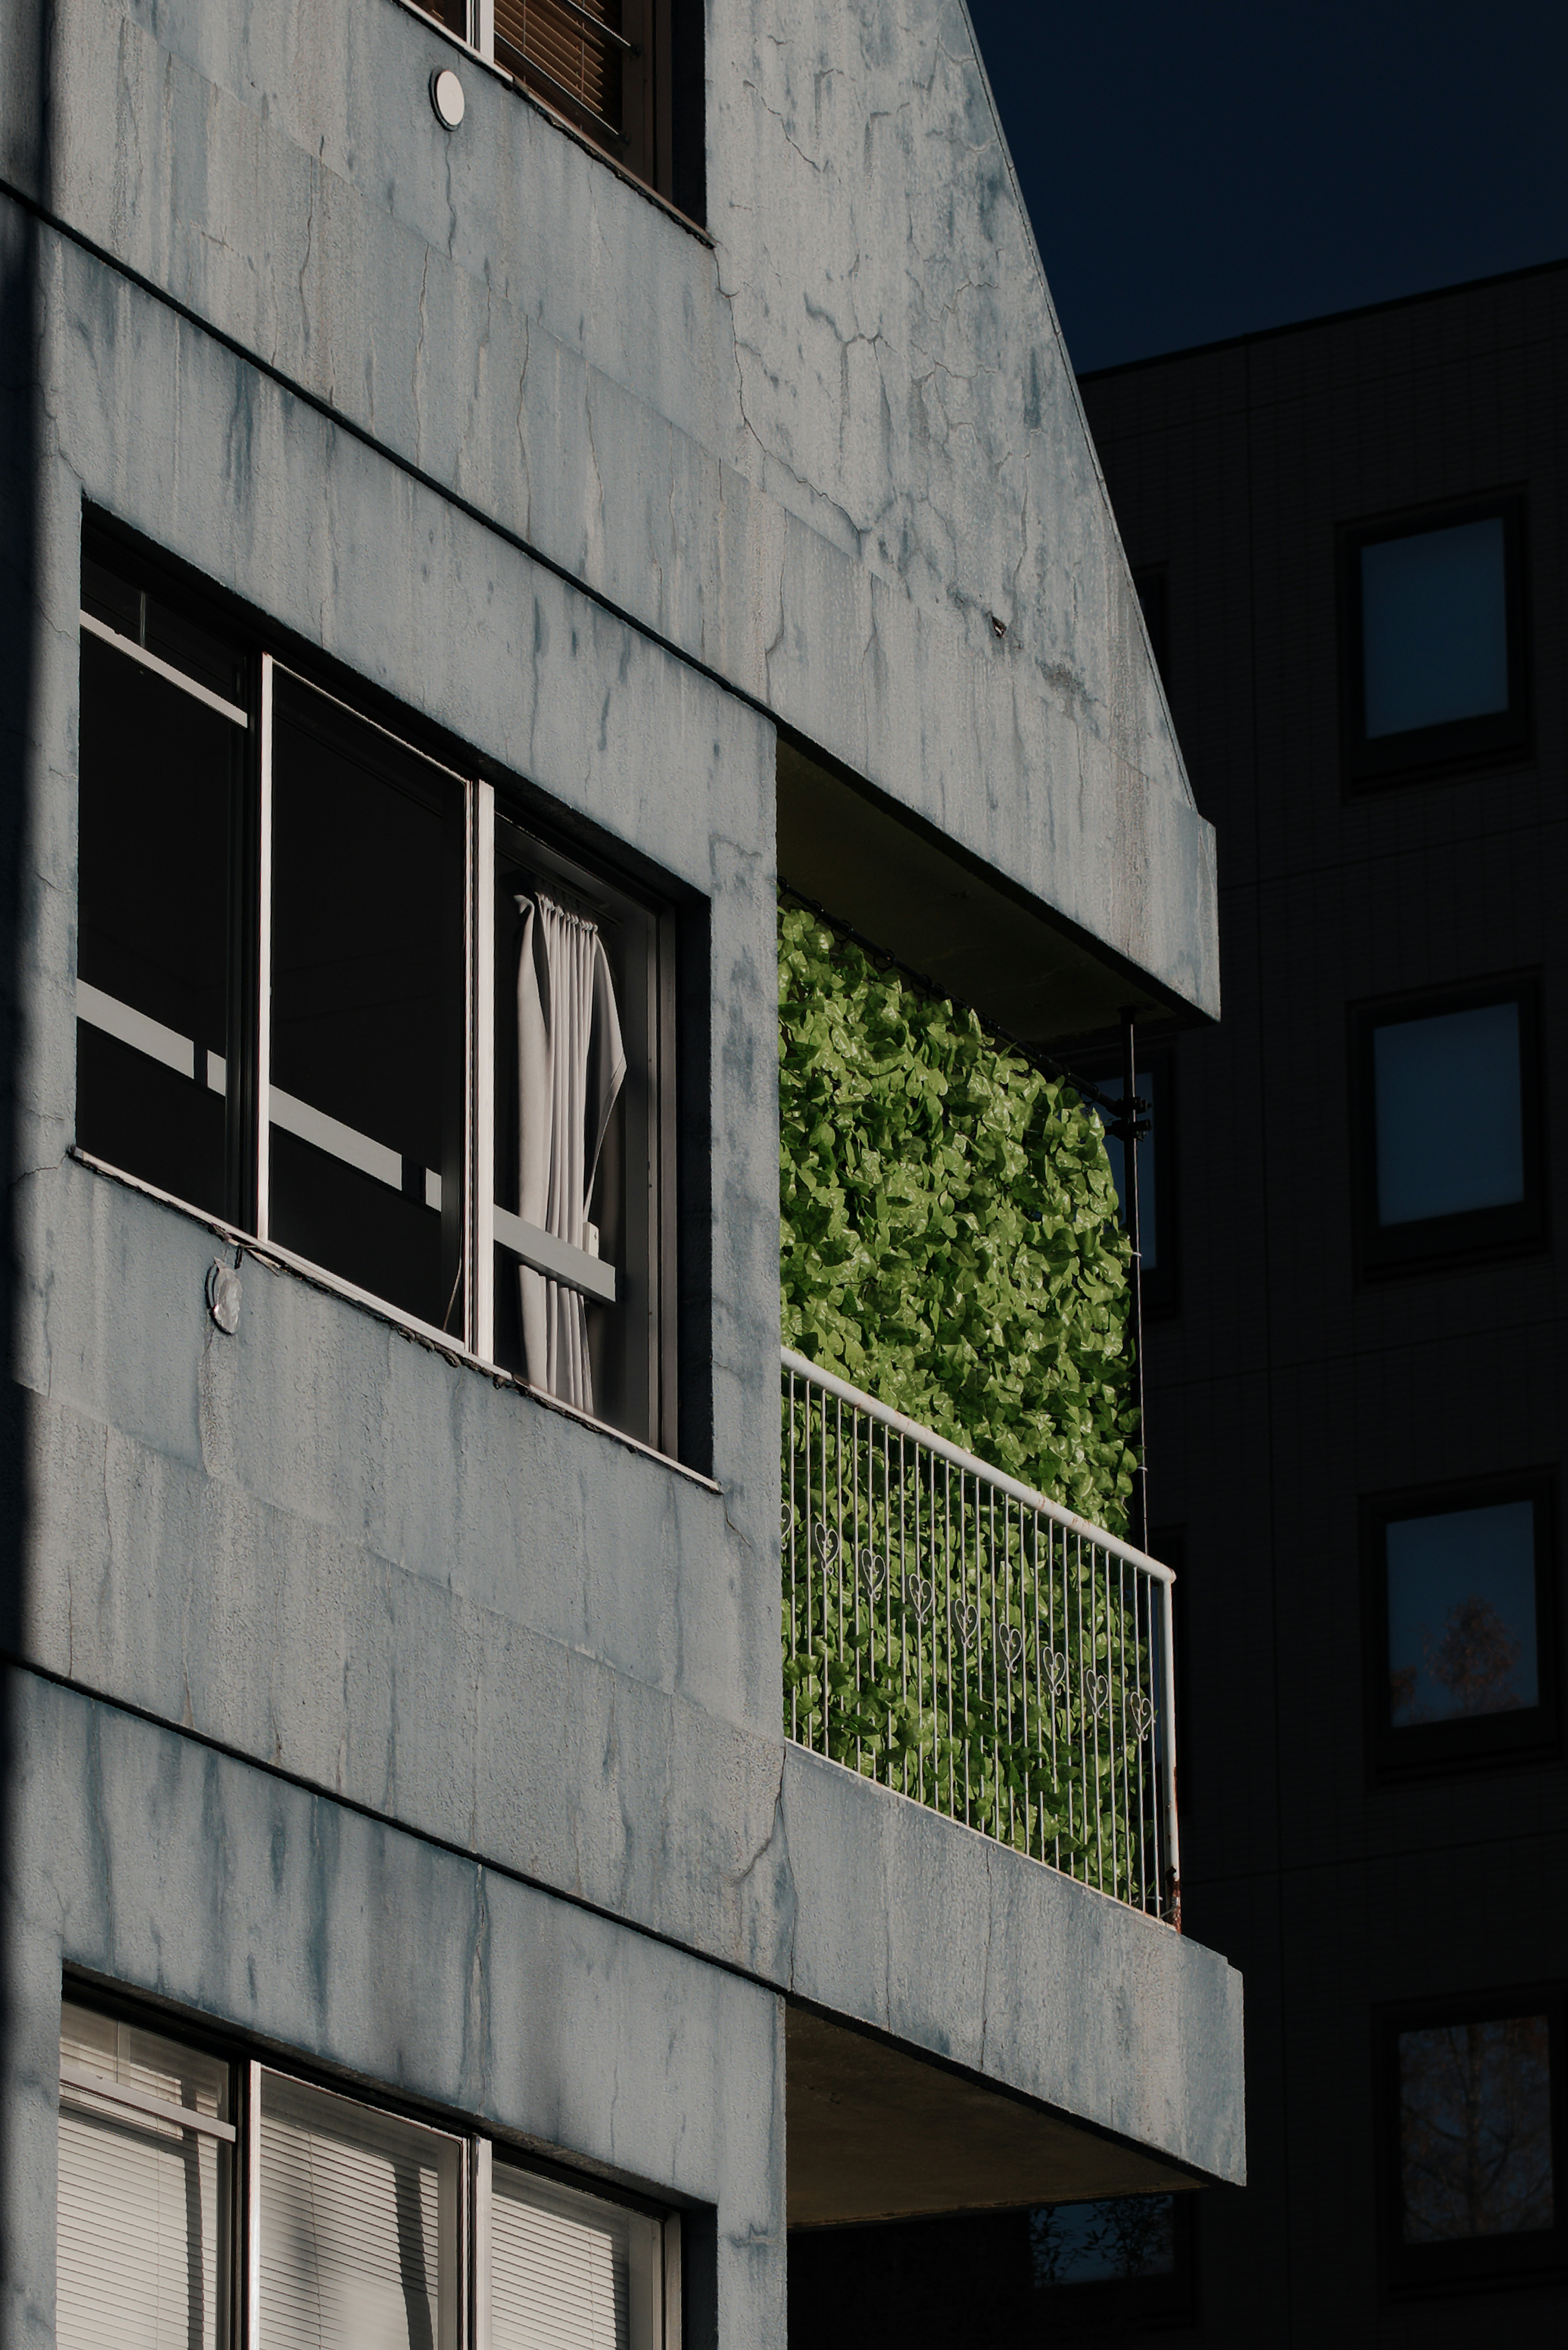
517, 892, 627, 1414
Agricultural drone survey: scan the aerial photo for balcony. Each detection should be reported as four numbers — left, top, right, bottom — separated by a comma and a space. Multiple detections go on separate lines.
782, 1349, 1180, 1922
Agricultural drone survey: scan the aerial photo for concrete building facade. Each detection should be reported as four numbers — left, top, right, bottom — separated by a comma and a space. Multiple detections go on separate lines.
1082, 260, 1568, 2343
1, 6, 1242, 2347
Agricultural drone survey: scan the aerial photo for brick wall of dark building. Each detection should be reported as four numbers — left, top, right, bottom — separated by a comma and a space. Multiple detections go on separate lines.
1082, 260, 1568, 2346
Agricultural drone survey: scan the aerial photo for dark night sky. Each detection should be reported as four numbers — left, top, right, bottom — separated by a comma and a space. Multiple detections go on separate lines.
964, 1, 1568, 374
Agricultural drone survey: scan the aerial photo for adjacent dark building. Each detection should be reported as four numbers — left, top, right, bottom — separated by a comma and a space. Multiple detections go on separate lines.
1081, 258, 1568, 2342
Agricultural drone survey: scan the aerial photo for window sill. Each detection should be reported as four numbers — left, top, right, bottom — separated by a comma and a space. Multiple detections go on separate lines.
68, 1146, 721, 1495
398, 2, 714, 248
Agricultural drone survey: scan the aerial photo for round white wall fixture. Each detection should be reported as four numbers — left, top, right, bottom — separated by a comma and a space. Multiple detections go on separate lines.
430, 67, 466, 130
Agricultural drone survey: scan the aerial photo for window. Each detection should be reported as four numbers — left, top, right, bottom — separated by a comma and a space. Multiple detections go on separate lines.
1363, 1477, 1558, 1778
1351, 980, 1545, 1275
1379, 1990, 1566, 2294
787, 2195, 1196, 2343
1066, 1050, 1177, 1315
1341, 496, 1528, 786
75, 533, 682, 1456
57, 1995, 677, 2350
410, 0, 704, 217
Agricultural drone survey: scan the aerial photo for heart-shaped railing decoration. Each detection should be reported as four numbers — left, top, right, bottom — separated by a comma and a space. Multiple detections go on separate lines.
904, 1576, 936, 1626
952, 1600, 981, 1649
1131, 1692, 1155, 1741
780, 1500, 794, 1538
812, 1522, 841, 1568
999, 1624, 1026, 1674
858, 1547, 888, 1604
1087, 1671, 1111, 1722
1045, 1650, 1071, 1699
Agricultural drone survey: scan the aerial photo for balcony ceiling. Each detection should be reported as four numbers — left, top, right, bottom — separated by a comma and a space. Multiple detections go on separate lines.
777, 741, 1204, 1056
786, 2006, 1198, 2227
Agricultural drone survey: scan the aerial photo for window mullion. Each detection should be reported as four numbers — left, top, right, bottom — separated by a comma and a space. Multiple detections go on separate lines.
242, 2057, 262, 2350
471, 2136, 492, 2350
472, 780, 496, 1359
255, 655, 275, 1241
474, 0, 495, 65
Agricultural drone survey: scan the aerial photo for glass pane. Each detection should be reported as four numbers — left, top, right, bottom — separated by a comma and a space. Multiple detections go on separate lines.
1028, 2195, 1176, 2285
1099, 1067, 1156, 1272
1387, 1499, 1538, 1726
75, 633, 235, 1217
491, 819, 657, 1442
1372, 1001, 1523, 1225
1399, 2016, 1553, 2241
259, 2072, 459, 2350
491, 2162, 661, 2350
1361, 516, 1508, 738
269, 682, 464, 1331
57, 2006, 231, 2350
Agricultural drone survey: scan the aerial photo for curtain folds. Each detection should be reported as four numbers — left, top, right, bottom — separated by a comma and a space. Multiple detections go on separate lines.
517, 892, 627, 1414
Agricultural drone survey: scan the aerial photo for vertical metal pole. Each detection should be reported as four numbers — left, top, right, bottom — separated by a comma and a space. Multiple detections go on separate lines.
1119, 1010, 1149, 1556
471, 2136, 492, 2350
1160, 1570, 1183, 1929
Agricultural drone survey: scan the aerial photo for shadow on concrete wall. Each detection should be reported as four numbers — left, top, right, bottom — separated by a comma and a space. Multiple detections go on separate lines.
0, 0, 52, 2273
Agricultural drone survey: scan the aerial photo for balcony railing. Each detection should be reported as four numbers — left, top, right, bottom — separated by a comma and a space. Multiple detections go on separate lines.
781, 1349, 1180, 1922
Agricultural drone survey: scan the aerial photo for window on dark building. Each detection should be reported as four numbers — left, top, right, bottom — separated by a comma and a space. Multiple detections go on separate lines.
1380, 1992, 1565, 2294
1363, 1477, 1557, 1778
75, 529, 683, 1456
1342, 497, 1528, 786
409, 0, 704, 219
1066, 1050, 1177, 1315
1352, 981, 1544, 1274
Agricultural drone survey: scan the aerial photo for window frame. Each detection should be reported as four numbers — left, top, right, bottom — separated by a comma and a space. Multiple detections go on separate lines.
1065, 1043, 1178, 1318
408, 0, 704, 221
1349, 975, 1547, 1279
1339, 492, 1530, 791
1361, 1472, 1559, 1784
58, 1981, 683, 2350
1375, 1985, 1568, 2299
75, 522, 690, 1466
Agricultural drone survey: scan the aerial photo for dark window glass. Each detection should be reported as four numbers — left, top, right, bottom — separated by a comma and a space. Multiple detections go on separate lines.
1342, 497, 1527, 786
1353, 982, 1544, 1274
75, 631, 240, 1220
1363, 518, 1508, 739
1387, 1500, 1539, 1728
269, 680, 466, 1334
1374, 1001, 1523, 1224
788, 2198, 1195, 2344
1064, 1050, 1176, 1315
1364, 1477, 1557, 1778
1029, 2194, 1176, 2284
1381, 1994, 1566, 2294
1399, 2016, 1553, 2244
1100, 1064, 1158, 1272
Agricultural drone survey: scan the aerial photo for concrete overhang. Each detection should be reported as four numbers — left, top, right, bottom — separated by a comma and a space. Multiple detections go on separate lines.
780, 1747, 1245, 2217
777, 740, 1214, 1053
788, 2007, 1204, 2227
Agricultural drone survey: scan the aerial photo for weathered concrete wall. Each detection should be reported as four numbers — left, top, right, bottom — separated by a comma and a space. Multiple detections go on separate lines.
0, 0, 1218, 1019
0, 4, 1241, 2338
2, 1671, 786, 2350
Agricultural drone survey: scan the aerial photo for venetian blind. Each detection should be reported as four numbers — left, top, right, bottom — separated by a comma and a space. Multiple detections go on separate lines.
493, 0, 623, 138
259, 2072, 459, 2350
491, 2163, 661, 2350
56, 2003, 231, 2350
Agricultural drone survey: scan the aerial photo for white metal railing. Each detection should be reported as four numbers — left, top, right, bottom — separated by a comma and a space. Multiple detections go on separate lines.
781, 1349, 1180, 1922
